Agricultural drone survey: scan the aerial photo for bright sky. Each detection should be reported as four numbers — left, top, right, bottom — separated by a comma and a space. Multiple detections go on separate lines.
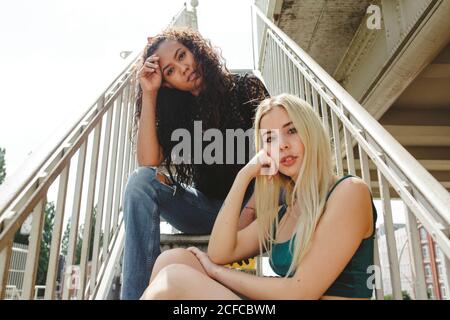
0, 0, 254, 179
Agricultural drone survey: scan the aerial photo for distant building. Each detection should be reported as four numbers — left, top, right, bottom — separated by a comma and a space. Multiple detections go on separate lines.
378, 222, 449, 300
6, 243, 28, 299
418, 224, 449, 300
377, 224, 415, 298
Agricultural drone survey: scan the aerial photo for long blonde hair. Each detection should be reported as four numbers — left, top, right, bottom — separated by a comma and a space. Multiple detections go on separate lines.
254, 93, 335, 277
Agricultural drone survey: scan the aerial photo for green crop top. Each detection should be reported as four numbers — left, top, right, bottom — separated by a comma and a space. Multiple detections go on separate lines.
268, 175, 377, 299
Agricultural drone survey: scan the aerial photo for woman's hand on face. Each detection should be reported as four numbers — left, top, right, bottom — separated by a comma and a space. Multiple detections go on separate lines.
241, 149, 278, 180
187, 247, 221, 279
138, 55, 162, 94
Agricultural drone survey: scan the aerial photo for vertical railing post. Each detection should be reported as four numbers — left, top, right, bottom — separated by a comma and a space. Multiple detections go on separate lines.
0, 241, 13, 300
378, 170, 402, 299
22, 198, 46, 299
112, 83, 130, 233
319, 96, 330, 137
359, 145, 384, 299
343, 124, 356, 175
275, 42, 282, 95
298, 70, 305, 100
44, 165, 70, 299
77, 113, 103, 300
293, 66, 300, 98
282, 52, 289, 92
130, 80, 138, 175
62, 141, 88, 300
330, 111, 343, 176
287, 59, 294, 94
251, 4, 257, 71
269, 37, 276, 94
121, 78, 136, 207
304, 80, 311, 105
404, 203, 428, 299
358, 139, 371, 186
267, 37, 273, 91
257, 12, 268, 71
103, 92, 123, 266
311, 88, 320, 116
90, 95, 112, 296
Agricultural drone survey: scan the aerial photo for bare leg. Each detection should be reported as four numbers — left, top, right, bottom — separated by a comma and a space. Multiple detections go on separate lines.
142, 264, 241, 300
149, 248, 207, 283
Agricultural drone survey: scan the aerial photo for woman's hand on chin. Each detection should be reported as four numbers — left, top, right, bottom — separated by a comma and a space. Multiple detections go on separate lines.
240, 149, 278, 180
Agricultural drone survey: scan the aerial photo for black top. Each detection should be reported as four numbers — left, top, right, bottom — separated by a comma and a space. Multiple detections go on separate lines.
191, 73, 270, 199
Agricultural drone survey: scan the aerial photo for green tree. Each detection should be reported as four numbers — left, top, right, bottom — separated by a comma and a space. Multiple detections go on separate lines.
402, 290, 412, 300
384, 290, 412, 300
0, 147, 6, 185
61, 220, 71, 257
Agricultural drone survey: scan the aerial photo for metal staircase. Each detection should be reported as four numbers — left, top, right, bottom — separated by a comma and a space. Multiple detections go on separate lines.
0, 0, 449, 300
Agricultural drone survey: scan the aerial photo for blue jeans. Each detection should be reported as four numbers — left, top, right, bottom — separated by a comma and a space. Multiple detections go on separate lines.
121, 166, 248, 300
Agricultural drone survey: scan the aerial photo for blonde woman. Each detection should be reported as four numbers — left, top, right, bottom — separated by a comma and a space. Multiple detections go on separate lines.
141, 93, 377, 300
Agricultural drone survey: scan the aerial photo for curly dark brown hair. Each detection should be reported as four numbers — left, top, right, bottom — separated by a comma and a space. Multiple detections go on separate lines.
132, 27, 235, 187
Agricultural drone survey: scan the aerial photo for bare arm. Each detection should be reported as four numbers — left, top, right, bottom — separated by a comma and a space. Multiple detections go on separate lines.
237, 192, 255, 230
207, 150, 277, 264
207, 172, 260, 265
136, 91, 164, 166
136, 54, 164, 167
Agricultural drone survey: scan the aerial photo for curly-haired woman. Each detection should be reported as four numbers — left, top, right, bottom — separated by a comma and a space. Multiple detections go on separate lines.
121, 27, 269, 299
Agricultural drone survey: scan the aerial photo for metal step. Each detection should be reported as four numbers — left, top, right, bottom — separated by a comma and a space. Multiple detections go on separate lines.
160, 233, 258, 275
160, 234, 210, 252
